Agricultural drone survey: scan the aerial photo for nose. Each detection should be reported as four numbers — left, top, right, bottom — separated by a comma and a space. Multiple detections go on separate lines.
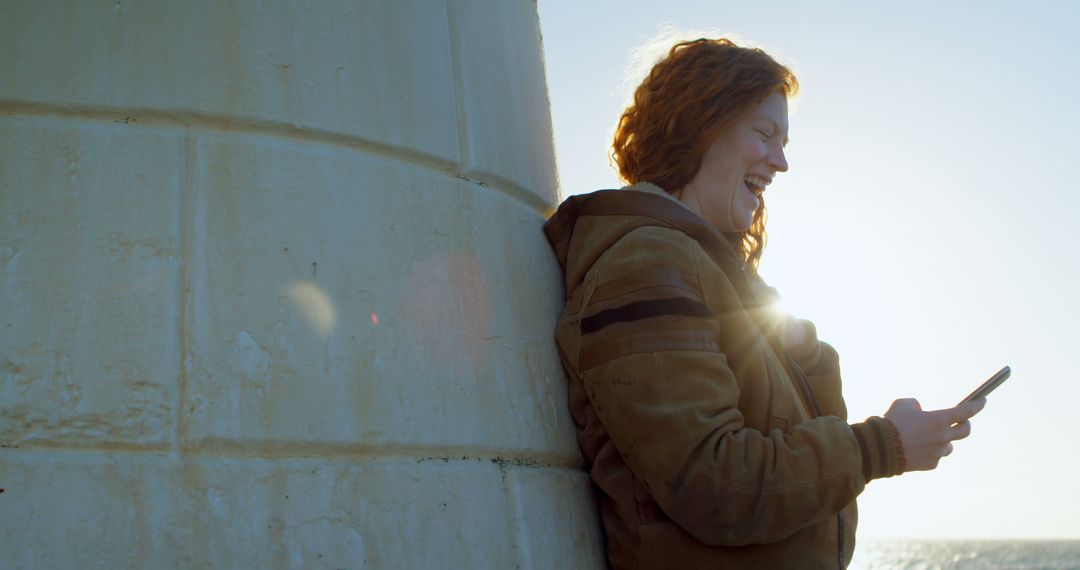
768, 144, 789, 173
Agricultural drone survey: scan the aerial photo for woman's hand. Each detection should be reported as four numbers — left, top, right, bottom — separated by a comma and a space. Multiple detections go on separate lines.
884, 398, 986, 471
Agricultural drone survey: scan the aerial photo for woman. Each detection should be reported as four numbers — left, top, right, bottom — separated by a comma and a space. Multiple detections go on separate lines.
543, 38, 984, 569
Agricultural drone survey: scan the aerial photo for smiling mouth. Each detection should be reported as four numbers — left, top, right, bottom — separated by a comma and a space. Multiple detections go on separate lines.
744, 175, 771, 195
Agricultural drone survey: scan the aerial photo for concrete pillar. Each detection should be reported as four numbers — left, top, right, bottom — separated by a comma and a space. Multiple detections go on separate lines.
0, 1, 605, 567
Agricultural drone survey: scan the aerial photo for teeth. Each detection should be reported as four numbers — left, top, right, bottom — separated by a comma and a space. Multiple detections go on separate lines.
744, 175, 770, 192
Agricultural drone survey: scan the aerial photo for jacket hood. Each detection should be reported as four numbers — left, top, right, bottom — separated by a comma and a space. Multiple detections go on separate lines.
543, 182, 745, 300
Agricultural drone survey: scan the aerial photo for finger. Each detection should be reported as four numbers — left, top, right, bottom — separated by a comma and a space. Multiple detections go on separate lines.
949, 420, 973, 441
963, 398, 987, 416
941, 442, 954, 457
938, 399, 984, 424
892, 398, 921, 412
886, 398, 919, 415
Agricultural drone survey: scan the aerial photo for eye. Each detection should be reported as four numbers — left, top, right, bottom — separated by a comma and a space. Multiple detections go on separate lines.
754, 129, 772, 140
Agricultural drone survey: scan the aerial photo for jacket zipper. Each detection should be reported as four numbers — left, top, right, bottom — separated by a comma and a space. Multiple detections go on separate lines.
837, 511, 845, 569
785, 354, 823, 417
786, 355, 844, 569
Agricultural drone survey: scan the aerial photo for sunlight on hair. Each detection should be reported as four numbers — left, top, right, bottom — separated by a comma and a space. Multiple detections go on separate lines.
619, 24, 721, 105
616, 25, 801, 118
609, 25, 803, 180
284, 280, 336, 337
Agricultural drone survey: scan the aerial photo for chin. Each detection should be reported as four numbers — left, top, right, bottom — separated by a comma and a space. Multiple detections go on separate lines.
734, 214, 756, 232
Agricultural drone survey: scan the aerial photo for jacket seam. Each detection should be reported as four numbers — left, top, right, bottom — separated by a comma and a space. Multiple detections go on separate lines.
712, 464, 861, 495
571, 259, 605, 373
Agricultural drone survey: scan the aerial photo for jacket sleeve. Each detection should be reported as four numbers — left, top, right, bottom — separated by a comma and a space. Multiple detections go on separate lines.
577, 228, 900, 546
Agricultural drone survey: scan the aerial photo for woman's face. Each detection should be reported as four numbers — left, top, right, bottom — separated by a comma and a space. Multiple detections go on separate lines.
676, 91, 789, 233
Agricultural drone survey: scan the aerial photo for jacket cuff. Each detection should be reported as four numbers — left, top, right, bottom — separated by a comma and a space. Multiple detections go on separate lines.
850, 416, 905, 481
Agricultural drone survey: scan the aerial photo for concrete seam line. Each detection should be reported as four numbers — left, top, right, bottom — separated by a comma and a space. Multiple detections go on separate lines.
0, 99, 552, 217
0, 442, 585, 470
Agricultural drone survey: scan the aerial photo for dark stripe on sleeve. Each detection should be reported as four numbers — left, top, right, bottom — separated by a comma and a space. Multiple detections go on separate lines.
580, 297, 713, 335
871, 419, 888, 478
852, 427, 872, 481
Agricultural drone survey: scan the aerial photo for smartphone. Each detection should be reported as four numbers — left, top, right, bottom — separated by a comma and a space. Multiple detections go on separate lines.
958, 365, 1011, 405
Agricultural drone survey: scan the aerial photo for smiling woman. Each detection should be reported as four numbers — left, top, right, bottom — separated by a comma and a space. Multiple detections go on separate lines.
610, 38, 797, 276
541, 1, 1080, 561
543, 36, 986, 569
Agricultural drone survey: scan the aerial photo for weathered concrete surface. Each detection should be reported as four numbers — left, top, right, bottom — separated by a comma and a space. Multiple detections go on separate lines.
0, 118, 182, 451
2, 451, 521, 568
0, 0, 602, 567
0, 0, 461, 162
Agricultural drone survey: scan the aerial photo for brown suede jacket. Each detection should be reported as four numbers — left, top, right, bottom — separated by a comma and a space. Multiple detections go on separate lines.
544, 183, 903, 569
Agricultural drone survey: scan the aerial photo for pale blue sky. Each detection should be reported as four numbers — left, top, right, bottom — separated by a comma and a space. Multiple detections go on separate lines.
539, 0, 1080, 540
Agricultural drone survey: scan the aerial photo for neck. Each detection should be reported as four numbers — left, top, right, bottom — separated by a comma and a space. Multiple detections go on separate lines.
673, 186, 704, 220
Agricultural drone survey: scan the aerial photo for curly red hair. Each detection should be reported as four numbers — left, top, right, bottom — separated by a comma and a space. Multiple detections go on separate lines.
611, 38, 798, 272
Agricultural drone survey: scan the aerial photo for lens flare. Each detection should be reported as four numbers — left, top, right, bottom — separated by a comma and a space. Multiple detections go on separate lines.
284, 281, 336, 337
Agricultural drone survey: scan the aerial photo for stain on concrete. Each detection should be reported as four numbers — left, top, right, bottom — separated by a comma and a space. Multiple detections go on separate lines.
222, 330, 272, 386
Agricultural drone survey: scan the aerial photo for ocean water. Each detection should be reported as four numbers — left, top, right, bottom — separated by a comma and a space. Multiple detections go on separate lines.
851, 540, 1080, 569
